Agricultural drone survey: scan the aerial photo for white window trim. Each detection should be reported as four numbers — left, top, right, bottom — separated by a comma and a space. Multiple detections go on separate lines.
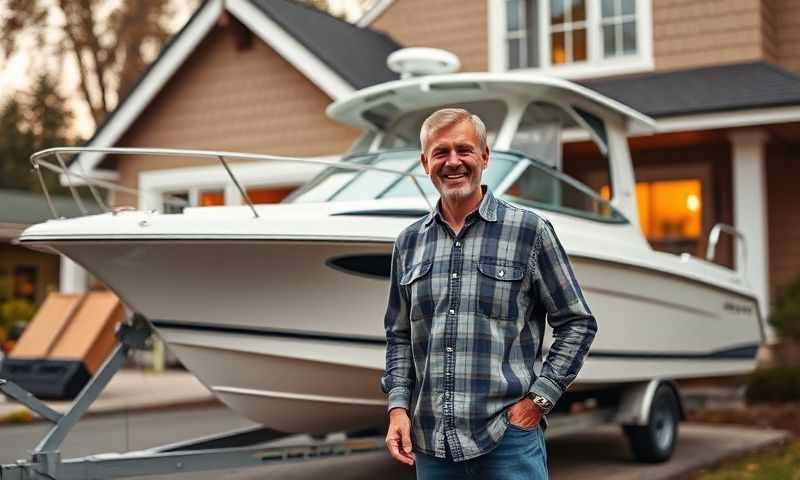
138, 159, 332, 211
488, 0, 653, 80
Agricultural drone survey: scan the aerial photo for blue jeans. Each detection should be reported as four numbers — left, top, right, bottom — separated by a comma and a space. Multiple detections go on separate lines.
415, 425, 549, 479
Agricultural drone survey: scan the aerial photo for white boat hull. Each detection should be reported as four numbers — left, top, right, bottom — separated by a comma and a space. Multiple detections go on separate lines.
33, 237, 762, 432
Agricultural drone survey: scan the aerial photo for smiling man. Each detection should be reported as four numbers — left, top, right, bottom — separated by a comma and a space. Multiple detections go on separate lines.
381, 108, 598, 479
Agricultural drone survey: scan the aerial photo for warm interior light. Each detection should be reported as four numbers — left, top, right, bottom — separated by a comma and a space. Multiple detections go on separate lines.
246, 186, 296, 204
600, 179, 702, 240
686, 194, 700, 212
199, 191, 225, 207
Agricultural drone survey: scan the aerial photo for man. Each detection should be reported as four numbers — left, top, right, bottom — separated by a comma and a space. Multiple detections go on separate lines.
380, 108, 598, 479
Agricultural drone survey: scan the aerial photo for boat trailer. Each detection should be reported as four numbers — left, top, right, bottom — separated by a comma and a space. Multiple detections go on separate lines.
1, 315, 685, 478
0, 318, 386, 480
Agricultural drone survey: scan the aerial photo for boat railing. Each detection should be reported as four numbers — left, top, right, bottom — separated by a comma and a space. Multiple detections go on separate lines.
705, 223, 749, 283
29, 147, 433, 219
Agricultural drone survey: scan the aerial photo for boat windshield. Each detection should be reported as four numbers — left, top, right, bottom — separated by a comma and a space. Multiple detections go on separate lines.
285, 150, 625, 223
285, 150, 518, 203
500, 154, 627, 223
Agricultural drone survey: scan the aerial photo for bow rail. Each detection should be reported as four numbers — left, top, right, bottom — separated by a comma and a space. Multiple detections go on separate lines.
30, 147, 433, 219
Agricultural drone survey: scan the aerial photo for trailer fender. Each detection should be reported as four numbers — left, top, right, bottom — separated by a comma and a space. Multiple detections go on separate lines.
615, 379, 685, 426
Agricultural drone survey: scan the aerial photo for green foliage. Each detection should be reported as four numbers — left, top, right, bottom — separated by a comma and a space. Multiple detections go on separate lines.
0, 73, 73, 192
770, 274, 800, 340
746, 367, 800, 404
0, 298, 35, 332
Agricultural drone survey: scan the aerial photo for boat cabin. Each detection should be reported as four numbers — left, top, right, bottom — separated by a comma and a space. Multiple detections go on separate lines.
289, 73, 656, 227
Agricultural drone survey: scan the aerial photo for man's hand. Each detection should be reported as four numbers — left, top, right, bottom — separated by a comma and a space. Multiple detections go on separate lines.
386, 408, 415, 465
507, 397, 543, 429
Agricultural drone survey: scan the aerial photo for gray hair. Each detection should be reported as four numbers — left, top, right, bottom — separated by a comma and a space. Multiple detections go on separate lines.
419, 108, 487, 154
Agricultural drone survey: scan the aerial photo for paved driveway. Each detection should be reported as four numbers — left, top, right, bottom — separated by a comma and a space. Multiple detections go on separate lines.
0, 407, 789, 479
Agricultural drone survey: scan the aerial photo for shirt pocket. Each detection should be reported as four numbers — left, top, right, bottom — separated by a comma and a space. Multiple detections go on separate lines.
476, 259, 526, 321
400, 260, 434, 321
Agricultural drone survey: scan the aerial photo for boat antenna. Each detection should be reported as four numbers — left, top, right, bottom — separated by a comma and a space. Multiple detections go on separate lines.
387, 48, 461, 79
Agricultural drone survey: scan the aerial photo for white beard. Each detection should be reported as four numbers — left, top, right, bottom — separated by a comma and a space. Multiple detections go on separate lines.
439, 166, 483, 202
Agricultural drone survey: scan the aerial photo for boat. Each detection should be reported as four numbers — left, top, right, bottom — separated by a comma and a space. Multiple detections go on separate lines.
18, 50, 765, 435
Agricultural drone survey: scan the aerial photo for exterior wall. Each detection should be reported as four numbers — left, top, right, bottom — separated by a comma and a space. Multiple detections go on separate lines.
371, 0, 488, 72
113, 23, 361, 207
652, 0, 765, 71
773, 0, 800, 74
761, 0, 779, 63
766, 142, 800, 301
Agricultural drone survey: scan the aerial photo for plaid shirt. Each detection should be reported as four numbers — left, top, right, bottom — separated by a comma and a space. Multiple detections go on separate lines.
381, 187, 597, 461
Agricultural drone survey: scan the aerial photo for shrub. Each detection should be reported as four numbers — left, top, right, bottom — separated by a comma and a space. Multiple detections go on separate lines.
770, 274, 800, 340
0, 298, 35, 331
746, 367, 800, 404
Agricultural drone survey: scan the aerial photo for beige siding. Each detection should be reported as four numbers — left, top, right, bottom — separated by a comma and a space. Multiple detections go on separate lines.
761, 0, 779, 63
653, 0, 765, 71
113, 24, 360, 207
773, 0, 800, 74
371, 0, 488, 72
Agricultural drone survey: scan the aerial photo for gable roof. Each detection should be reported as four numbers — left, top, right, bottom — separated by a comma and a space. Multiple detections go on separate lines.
581, 61, 800, 118
71, 0, 401, 177
249, 0, 400, 89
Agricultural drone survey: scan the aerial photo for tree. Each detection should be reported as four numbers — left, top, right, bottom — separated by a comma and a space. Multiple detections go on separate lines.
0, 73, 73, 192
0, 0, 178, 128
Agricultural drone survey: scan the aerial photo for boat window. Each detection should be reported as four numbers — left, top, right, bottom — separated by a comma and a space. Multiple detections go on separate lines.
379, 100, 507, 150
286, 150, 522, 203
511, 101, 612, 200
347, 131, 377, 155
380, 152, 519, 199
511, 102, 575, 169
286, 154, 374, 203
503, 160, 627, 223
332, 154, 418, 202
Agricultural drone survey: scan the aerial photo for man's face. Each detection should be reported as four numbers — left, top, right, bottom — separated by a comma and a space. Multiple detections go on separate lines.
421, 120, 489, 204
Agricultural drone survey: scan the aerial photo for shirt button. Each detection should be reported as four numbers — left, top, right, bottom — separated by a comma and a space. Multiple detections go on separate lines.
451, 273, 458, 279
449, 308, 455, 315
498, 269, 505, 278
446, 347, 453, 352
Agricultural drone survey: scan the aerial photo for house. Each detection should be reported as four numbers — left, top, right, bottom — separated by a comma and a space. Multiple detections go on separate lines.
0, 189, 97, 312
62, 0, 799, 336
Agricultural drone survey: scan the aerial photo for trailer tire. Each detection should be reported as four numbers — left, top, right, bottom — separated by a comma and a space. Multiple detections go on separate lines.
622, 383, 679, 463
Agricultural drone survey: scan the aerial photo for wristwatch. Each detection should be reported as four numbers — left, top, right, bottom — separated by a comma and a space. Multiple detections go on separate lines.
526, 393, 554, 415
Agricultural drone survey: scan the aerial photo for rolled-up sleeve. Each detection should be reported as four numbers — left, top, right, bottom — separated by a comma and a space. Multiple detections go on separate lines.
528, 219, 597, 406
381, 243, 415, 412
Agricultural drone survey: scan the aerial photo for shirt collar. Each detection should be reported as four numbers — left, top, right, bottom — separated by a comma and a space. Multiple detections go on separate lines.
422, 185, 498, 230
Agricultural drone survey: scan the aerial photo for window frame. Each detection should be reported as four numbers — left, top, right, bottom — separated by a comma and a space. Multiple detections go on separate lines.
489, 0, 653, 79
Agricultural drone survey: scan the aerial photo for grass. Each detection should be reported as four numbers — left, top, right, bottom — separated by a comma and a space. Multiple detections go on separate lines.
692, 440, 800, 480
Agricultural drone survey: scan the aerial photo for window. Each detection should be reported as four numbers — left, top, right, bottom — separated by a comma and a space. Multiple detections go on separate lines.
601, 179, 703, 254
378, 100, 508, 150
549, 0, 588, 65
505, 0, 539, 69
163, 191, 189, 214
510, 101, 612, 199
601, 0, 637, 58
494, 0, 652, 78
505, 161, 626, 223
13, 266, 37, 303
288, 151, 520, 203
199, 190, 225, 207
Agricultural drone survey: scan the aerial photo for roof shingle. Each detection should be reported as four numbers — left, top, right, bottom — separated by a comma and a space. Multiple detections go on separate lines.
250, 0, 401, 89
581, 61, 800, 117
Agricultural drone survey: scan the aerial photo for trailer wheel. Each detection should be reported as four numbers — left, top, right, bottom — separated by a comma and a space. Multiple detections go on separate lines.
622, 383, 679, 463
